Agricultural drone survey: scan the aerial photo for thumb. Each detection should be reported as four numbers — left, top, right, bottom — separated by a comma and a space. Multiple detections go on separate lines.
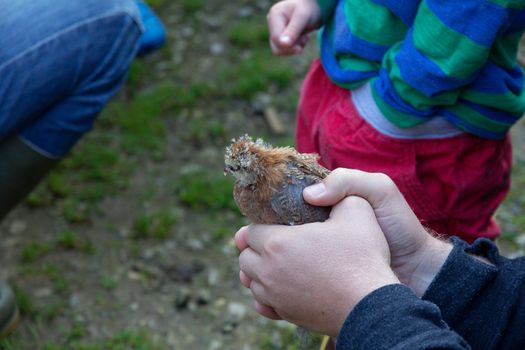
303, 168, 398, 208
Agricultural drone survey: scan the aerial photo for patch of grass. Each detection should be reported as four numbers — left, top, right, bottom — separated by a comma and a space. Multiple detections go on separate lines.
187, 115, 227, 145
260, 325, 324, 350
60, 142, 127, 195
133, 208, 179, 239
102, 330, 160, 349
62, 198, 89, 224
203, 213, 240, 241
13, 286, 38, 317
18, 264, 69, 292
212, 225, 233, 242
25, 183, 53, 207
173, 82, 216, 109
100, 275, 118, 290
126, 60, 147, 91
181, 0, 204, 14
228, 20, 269, 48
40, 329, 161, 350
219, 51, 294, 99
145, 0, 168, 6
41, 139, 131, 219
64, 321, 86, 344
56, 229, 94, 253
99, 80, 216, 157
40, 298, 66, 321
175, 168, 237, 211
102, 82, 176, 156
21, 242, 51, 263
43, 264, 70, 292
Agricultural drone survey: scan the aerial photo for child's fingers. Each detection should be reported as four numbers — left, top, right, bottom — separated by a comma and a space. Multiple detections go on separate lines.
267, 3, 311, 55
279, 9, 310, 48
267, 4, 290, 52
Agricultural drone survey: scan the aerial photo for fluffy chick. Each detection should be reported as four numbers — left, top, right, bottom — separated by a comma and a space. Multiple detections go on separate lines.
224, 135, 331, 225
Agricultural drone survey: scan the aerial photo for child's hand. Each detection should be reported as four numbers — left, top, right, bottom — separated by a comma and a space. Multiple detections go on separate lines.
267, 0, 322, 56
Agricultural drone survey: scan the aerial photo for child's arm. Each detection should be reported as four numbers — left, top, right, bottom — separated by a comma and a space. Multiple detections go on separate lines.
378, 1, 525, 120
267, 0, 322, 56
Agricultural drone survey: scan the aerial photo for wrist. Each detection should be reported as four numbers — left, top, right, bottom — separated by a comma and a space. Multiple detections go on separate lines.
332, 268, 399, 337
349, 268, 400, 311
405, 236, 452, 297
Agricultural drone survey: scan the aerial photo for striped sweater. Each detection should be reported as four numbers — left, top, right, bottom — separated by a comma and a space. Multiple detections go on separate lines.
318, 0, 525, 139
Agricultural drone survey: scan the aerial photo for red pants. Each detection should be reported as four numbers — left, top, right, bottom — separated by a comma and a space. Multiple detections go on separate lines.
296, 60, 512, 243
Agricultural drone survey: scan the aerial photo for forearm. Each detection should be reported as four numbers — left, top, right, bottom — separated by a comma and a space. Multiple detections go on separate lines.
421, 238, 525, 349
337, 284, 471, 349
352, 236, 525, 349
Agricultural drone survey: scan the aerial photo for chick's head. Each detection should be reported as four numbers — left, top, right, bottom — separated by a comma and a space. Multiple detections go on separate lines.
224, 135, 273, 186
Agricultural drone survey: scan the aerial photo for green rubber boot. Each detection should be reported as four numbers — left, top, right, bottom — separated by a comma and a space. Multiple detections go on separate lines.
0, 282, 19, 339
0, 136, 58, 221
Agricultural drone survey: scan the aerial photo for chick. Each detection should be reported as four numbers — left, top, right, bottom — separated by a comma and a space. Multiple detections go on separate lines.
224, 135, 331, 225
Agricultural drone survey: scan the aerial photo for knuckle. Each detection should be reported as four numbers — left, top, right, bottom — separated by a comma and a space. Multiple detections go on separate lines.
264, 235, 285, 255
330, 167, 344, 175
328, 167, 352, 189
374, 172, 397, 192
331, 167, 350, 178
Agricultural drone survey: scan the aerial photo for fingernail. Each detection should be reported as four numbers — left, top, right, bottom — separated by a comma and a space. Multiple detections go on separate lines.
304, 182, 326, 197
280, 35, 291, 44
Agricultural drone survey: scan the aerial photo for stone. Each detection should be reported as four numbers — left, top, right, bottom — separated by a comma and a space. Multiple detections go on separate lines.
207, 268, 220, 286
226, 302, 247, 324
175, 287, 191, 310
210, 42, 224, 55
196, 288, 211, 306
9, 220, 26, 235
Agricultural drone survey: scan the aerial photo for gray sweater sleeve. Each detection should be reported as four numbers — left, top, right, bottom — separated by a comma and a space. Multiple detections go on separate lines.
336, 238, 525, 350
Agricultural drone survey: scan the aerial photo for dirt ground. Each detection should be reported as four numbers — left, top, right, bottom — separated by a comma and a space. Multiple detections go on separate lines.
1, 1, 525, 349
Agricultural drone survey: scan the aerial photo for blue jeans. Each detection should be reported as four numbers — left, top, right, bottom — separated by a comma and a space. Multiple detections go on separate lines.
0, 0, 143, 158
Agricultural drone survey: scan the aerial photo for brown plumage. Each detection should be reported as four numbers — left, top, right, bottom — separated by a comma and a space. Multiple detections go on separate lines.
224, 135, 331, 225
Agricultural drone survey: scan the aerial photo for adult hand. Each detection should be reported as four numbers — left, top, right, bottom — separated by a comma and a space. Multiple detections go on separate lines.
236, 196, 399, 337
303, 168, 453, 296
267, 0, 322, 55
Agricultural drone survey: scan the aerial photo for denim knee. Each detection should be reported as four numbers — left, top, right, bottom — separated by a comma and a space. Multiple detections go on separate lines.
0, 1, 143, 157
